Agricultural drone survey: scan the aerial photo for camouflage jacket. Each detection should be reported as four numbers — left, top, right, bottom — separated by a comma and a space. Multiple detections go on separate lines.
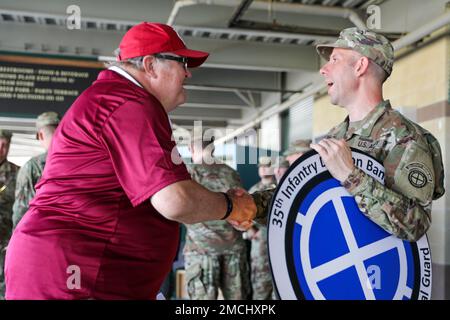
248, 178, 277, 194
252, 101, 445, 241
248, 179, 276, 229
0, 160, 19, 243
12, 152, 47, 229
184, 161, 246, 255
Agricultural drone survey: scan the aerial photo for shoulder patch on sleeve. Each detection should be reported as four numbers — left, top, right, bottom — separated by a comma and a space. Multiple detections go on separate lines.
392, 140, 435, 202
406, 163, 434, 188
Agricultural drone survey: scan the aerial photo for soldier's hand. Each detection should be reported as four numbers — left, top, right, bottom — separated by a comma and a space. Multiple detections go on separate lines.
310, 138, 354, 183
226, 188, 256, 226
229, 219, 253, 232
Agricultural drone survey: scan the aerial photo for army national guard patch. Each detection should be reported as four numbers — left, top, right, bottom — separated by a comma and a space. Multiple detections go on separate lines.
268, 149, 432, 300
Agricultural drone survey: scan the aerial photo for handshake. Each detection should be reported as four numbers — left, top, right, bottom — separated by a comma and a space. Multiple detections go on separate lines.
224, 188, 257, 231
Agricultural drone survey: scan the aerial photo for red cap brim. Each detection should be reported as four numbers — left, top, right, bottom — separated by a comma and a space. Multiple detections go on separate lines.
172, 48, 209, 68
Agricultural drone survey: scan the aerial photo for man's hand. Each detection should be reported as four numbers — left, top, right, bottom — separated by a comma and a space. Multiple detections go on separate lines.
228, 220, 253, 232
310, 138, 354, 183
226, 188, 256, 230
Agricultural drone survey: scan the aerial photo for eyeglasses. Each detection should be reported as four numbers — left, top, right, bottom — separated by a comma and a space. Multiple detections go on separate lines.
154, 54, 188, 72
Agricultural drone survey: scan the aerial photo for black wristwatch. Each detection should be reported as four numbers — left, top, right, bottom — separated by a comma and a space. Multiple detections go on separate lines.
221, 192, 233, 220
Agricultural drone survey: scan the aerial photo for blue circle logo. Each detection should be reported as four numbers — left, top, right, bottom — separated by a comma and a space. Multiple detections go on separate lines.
268, 150, 432, 300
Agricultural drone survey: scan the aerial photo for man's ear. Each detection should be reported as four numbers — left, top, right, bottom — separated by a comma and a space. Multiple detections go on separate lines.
37, 130, 44, 141
355, 56, 370, 77
142, 55, 157, 78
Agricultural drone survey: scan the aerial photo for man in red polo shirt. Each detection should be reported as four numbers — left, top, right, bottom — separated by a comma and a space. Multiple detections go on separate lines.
5, 22, 256, 300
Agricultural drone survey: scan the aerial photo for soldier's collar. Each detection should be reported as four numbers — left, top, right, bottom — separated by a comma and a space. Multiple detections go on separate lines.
343, 100, 391, 138
261, 176, 276, 184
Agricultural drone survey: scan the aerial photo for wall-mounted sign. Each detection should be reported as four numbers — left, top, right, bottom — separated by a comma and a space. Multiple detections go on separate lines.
0, 59, 101, 117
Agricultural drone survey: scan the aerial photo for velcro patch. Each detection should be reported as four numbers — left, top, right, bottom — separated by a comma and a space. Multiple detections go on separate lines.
406, 163, 433, 188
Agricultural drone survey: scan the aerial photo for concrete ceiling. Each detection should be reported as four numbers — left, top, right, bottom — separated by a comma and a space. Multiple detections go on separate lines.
0, 0, 449, 163
0, 0, 377, 128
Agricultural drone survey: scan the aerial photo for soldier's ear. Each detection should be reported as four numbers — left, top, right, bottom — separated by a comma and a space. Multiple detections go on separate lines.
355, 56, 370, 77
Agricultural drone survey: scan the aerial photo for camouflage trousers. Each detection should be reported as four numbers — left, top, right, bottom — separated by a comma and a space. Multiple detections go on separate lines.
250, 227, 274, 300
185, 250, 250, 300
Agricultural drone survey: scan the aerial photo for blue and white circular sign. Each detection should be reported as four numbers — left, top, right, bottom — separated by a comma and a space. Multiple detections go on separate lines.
268, 149, 432, 300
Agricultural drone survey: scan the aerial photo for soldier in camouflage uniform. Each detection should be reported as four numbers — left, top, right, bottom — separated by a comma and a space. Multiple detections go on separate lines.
249, 143, 310, 226
273, 156, 290, 183
283, 139, 312, 166
184, 138, 250, 300
0, 129, 19, 299
246, 156, 277, 300
12, 112, 60, 229
251, 28, 445, 242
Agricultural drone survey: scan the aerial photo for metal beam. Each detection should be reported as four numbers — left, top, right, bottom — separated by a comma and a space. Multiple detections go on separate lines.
187, 89, 249, 106
214, 9, 450, 144
184, 37, 321, 72
170, 106, 242, 119
0, 0, 173, 25
228, 0, 254, 27
167, 0, 367, 29
185, 84, 289, 94
0, 8, 337, 47
233, 90, 256, 108
171, 119, 228, 128
180, 102, 247, 110
175, 25, 337, 43
392, 10, 450, 50
188, 68, 281, 91
0, 22, 320, 72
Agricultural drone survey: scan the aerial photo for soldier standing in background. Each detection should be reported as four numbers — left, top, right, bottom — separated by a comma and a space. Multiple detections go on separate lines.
283, 139, 312, 166
0, 129, 19, 299
246, 156, 276, 300
184, 137, 250, 300
12, 112, 60, 229
273, 156, 290, 184
249, 28, 445, 242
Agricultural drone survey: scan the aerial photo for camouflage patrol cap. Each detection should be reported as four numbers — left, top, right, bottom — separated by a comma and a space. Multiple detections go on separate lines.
283, 139, 312, 157
36, 112, 60, 130
316, 27, 394, 76
258, 156, 272, 167
36, 111, 60, 139
272, 156, 290, 169
0, 129, 12, 142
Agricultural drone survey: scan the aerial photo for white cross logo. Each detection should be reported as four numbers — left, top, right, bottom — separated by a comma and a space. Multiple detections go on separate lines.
296, 187, 413, 300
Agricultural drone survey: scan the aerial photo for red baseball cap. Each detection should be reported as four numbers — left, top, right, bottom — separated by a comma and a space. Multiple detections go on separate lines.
117, 22, 209, 68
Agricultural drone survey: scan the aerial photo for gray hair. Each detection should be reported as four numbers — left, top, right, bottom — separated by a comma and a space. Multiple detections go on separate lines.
40, 124, 57, 137
105, 48, 145, 70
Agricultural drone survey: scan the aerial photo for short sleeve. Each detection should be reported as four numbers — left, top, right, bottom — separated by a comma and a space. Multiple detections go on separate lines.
100, 98, 190, 207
